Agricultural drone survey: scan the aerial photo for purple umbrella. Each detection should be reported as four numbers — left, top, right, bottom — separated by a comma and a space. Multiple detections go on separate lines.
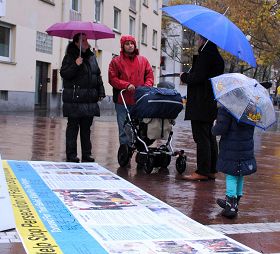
46, 21, 115, 40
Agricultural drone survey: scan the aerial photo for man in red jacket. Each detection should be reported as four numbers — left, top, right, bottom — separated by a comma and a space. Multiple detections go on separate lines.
108, 35, 154, 147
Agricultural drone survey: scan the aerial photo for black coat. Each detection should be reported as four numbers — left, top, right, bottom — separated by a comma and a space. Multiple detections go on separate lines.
60, 42, 105, 117
181, 41, 224, 122
212, 107, 257, 176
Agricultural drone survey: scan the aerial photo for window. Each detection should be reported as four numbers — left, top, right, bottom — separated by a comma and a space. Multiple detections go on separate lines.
0, 0, 6, 17
153, 0, 158, 13
143, 0, 148, 7
130, 0, 136, 12
161, 37, 166, 51
129, 16, 135, 36
0, 91, 8, 101
94, 0, 103, 22
113, 7, 121, 31
0, 23, 11, 61
160, 56, 166, 70
141, 23, 147, 45
71, 0, 79, 12
152, 30, 157, 48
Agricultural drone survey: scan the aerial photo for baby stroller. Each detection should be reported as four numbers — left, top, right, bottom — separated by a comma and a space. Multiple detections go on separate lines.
117, 85, 187, 174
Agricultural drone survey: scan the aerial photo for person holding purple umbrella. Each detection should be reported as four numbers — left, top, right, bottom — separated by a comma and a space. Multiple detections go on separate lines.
60, 33, 105, 163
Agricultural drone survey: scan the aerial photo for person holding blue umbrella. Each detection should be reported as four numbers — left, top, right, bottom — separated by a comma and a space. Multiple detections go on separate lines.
179, 35, 224, 181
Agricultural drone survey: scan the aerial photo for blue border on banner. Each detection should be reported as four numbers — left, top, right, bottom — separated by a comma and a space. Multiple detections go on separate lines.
8, 160, 108, 254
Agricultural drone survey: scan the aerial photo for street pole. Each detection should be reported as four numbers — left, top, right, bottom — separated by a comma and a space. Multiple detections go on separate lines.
173, 46, 176, 84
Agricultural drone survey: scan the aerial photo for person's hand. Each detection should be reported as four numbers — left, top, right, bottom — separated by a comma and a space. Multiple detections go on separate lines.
76, 57, 83, 66
127, 84, 135, 91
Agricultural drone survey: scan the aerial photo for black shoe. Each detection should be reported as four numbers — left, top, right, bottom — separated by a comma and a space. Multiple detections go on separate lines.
221, 196, 238, 218
66, 156, 80, 163
217, 195, 241, 212
82, 156, 95, 162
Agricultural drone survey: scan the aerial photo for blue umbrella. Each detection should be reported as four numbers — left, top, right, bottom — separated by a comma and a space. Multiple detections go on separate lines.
162, 5, 256, 67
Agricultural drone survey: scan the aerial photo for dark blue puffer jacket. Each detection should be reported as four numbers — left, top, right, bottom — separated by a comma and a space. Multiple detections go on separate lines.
212, 107, 257, 176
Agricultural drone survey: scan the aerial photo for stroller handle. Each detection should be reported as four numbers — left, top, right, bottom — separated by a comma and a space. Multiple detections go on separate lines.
120, 89, 129, 113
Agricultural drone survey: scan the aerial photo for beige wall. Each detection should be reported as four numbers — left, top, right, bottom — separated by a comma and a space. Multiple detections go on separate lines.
0, 0, 162, 103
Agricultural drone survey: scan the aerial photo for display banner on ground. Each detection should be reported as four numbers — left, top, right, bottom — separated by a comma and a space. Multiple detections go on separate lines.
0, 158, 15, 231
2, 160, 260, 254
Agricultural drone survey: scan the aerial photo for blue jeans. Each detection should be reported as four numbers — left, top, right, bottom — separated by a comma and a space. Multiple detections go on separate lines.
115, 103, 132, 145
226, 174, 244, 197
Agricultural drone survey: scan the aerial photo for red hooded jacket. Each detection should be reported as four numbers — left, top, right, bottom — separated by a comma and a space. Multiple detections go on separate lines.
108, 35, 154, 105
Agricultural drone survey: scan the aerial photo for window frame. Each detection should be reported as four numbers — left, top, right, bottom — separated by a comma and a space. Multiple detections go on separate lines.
153, 0, 158, 13
94, 0, 103, 23
152, 29, 157, 49
70, 0, 80, 12
113, 7, 121, 32
141, 23, 147, 45
0, 23, 12, 62
129, 16, 135, 36
129, 0, 136, 12
143, 0, 148, 7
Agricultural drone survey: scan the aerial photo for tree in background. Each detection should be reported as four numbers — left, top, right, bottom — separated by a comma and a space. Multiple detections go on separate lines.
163, 0, 280, 84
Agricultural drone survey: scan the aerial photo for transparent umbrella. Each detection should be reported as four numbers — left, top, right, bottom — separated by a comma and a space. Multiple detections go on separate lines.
210, 73, 276, 130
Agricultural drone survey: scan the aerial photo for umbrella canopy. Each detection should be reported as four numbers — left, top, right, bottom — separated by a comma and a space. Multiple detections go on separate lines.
210, 73, 276, 130
162, 5, 256, 67
46, 21, 115, 40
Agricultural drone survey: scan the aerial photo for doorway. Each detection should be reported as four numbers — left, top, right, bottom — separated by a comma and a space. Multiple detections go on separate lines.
35, 61, 49, 108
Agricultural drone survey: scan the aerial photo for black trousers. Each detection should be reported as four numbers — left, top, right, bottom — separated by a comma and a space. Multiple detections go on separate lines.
191, 120, 218, 175
66, 117, 93, 158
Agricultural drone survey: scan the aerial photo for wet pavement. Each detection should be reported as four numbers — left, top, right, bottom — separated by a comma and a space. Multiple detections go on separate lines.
0, 109, 280, 254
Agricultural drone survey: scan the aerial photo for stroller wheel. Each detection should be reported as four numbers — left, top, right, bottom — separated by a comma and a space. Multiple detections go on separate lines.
160, 154, 171, 168
144, 156, 154, 174
176, 154, 187, 174
118, 144, 131, 167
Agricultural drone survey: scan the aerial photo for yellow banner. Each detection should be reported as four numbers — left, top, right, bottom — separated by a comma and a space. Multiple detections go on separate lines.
3, 161, 63, 254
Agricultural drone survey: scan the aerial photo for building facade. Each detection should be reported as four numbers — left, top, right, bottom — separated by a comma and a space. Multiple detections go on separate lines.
0, 0, 162, 111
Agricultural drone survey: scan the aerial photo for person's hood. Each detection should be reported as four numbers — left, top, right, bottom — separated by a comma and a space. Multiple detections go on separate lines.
66, 41, 93, 58
120, 35, 139, 56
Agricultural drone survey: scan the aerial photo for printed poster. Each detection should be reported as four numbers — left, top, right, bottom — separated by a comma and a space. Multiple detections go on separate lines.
2, 160, 260, 254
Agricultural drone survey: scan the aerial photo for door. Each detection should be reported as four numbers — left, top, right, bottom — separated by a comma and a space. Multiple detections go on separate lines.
35, 61, 48, 108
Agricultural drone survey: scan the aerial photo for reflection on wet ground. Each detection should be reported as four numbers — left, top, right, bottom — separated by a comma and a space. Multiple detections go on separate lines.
0, 109, 280, 253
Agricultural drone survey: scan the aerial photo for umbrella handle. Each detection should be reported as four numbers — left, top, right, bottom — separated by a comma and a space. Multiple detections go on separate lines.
79, 32, 82, 57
